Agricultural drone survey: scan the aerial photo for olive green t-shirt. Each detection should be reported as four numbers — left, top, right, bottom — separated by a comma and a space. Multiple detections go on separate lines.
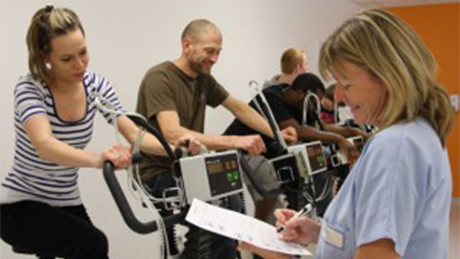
136, 61, 229, 181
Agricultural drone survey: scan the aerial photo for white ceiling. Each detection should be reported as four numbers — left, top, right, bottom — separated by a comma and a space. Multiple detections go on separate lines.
350, 0, 460, 8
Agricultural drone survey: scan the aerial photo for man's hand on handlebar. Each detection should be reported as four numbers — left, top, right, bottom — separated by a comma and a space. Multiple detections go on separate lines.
337, 138, 360, 164
175, 134, 202, 156
233, 135, 266, 155
281, 126, 298, 146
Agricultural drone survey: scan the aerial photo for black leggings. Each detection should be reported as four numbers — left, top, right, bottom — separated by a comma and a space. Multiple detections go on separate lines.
0, 201, 109, 259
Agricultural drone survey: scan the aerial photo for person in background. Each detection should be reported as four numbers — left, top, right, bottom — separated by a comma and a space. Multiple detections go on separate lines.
0, 6, 198, 259
263, 48, 308, 89
319, 84, 337, 124
224, 73, 365, 222
239, 8, 454, 259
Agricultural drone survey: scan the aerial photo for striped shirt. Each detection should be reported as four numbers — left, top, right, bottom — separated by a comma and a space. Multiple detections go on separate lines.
0, 70, 123, 207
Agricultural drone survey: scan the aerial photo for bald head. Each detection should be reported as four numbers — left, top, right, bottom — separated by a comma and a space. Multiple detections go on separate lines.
181, 19, 221, 42
177, 19, 223, 75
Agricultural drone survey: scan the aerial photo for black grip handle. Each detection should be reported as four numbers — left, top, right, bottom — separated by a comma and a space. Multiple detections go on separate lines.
103, 161, 187, 234
103, 161, 158, 234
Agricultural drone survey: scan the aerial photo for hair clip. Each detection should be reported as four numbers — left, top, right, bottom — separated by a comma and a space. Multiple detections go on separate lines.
45, 5, 54, 13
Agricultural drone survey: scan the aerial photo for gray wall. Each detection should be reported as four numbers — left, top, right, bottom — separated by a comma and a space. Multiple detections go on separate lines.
0, 0, 361, 258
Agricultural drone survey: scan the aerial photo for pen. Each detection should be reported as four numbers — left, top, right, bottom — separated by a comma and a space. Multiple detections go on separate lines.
276, 204, 312, 233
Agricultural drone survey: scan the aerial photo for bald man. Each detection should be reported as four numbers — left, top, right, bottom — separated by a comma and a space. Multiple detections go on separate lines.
136, 19, 296, 258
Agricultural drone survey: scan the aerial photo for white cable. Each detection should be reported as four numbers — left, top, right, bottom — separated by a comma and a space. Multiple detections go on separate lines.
125, 163, 179, 259
128, 161, 183, 206
94, 94, 183, 236
248, 80, 288, 149
302, 92, 321, 127
94, 93, 183, 204
132, 172, 170, 259
93, 94, 122, 143
249, 81, 269, 122
302, 174, 333, 204
314, 175, 333, 201
334, 101, 339, 124
94, 94, 187, 258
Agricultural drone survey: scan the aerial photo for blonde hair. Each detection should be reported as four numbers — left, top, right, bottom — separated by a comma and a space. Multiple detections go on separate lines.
319, 9, 454, 146
26, 6, 84, 83
281, 48, 306, 74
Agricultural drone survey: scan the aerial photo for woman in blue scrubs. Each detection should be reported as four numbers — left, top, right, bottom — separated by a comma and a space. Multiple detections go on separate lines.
239, 8, 454, 259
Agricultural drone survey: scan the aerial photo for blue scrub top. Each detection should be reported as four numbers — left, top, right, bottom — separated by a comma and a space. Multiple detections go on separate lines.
315, 118, 452, 259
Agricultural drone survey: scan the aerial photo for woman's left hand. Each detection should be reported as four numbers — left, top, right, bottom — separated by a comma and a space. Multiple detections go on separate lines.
101, 143, 132, 169
237, 242, 291, 259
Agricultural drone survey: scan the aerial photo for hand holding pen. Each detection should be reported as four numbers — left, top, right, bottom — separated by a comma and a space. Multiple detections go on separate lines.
277, 204, 312, 233
274, 206, 321, 246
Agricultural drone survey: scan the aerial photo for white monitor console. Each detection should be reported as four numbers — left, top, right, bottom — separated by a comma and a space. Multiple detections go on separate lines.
270, 141, 327, 183
287, 141, 327, 176
179, 150, 244, 204
334, 136, 365, 166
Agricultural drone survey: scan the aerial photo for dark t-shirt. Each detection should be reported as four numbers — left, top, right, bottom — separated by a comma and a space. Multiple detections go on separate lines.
136, 61, 229, 181
224, 84, 302, 146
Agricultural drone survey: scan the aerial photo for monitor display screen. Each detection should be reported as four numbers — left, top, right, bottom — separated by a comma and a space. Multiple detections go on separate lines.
306, 143, 326, 173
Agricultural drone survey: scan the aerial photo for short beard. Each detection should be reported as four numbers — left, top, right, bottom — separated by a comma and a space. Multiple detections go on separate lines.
190, 61, 204, 74
190, 56, 210, 74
